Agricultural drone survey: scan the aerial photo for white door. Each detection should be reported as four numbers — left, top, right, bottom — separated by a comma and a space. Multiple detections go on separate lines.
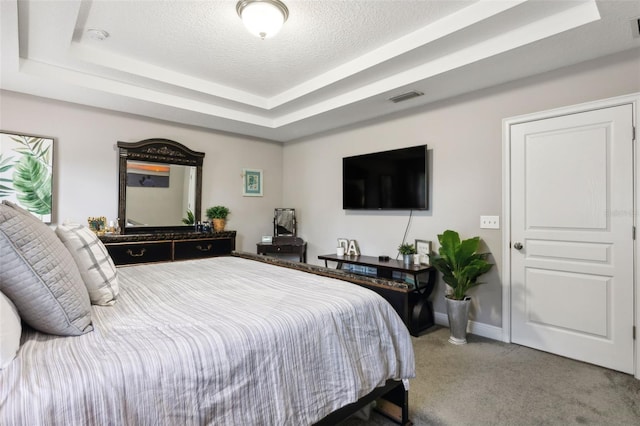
510, 104, 634, 374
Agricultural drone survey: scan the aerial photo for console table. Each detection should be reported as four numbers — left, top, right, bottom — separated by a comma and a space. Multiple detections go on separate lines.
257, 236, 307, 263
318, 254, 436, 336
100, 231, 236, 266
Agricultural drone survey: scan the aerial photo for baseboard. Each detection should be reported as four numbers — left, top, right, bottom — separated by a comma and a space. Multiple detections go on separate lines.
434, 312, 503, 341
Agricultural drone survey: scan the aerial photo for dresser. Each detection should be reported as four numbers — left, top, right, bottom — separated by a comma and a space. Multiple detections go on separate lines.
257, 236, 307, 262
100, 231, 236, 266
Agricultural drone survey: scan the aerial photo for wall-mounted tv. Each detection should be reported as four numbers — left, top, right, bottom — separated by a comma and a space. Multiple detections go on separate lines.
343, 145, 428, 210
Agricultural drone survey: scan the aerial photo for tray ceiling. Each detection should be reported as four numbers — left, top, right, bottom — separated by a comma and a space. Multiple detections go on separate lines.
1, 0, 639, 142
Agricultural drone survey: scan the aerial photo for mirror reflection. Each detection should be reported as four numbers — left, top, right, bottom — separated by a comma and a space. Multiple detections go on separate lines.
125, 161, 197, 227
274, 208, 296, 236
117, 138, 204, 234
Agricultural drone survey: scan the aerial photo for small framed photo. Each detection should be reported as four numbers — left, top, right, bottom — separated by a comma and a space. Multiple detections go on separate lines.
243, 168, 263, 197
88, 216, 107, 234
415, 239, 432, 265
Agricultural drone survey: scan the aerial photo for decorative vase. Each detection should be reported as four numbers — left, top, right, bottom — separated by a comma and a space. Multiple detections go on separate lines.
445, 296, 471, 345
402, 254, 413, 265
212, 218, 226, 232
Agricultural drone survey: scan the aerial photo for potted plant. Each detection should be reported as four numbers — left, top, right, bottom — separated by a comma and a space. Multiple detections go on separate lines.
398, 243, 417, 265
182, 209, 195, 225
206, 206, 230, 232
431, 230, 493, 345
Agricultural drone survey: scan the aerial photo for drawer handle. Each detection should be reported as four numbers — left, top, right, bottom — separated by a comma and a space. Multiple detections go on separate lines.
126, 248, 146, 257
196, 244, 212, 252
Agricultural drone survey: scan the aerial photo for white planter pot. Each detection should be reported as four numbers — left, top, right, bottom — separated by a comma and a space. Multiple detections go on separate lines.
445, 296, 471, 345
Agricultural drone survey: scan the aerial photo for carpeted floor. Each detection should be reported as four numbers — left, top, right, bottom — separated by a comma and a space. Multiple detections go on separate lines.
342, 326, 640, 425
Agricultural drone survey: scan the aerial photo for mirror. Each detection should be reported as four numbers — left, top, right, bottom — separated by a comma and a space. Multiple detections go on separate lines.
117, 139, 204, 234
274, 208, 296, 237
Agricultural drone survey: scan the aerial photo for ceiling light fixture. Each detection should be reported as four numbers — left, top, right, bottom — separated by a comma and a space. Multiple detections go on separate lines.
86, 28, 110, 41
236, 0, 289, 40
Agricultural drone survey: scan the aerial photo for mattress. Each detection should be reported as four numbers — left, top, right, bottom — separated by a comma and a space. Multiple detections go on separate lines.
0, 256, 415, 425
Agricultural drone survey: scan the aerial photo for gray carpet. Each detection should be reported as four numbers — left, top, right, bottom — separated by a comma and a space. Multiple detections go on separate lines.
342, 327, 640, 425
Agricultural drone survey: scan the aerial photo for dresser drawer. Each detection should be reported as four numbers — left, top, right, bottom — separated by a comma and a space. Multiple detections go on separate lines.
106, 241, 173, 265
174, 238, 233, 260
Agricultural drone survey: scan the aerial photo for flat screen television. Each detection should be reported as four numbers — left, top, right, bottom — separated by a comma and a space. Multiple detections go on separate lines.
343, 145, 428, 210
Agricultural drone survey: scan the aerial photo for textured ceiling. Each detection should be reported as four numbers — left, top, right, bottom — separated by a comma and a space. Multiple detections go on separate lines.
1, 0, 640, 142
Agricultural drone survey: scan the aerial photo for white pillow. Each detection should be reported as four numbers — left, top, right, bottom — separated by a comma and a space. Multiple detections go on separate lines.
0, 200, 93, 336
56, 223, 119, 306
0, 291, 21, 369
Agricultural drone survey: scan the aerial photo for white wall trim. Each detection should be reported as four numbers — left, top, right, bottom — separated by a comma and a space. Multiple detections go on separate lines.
502, 92, 640, 379
434, 312, 504, 342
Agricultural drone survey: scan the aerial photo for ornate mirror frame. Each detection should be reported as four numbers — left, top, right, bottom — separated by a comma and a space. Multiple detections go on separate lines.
117, 138, 205, 234
274, 208, 296, 237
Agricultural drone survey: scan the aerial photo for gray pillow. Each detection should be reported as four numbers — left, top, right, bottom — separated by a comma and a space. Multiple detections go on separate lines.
56, 223, 119, 306
0, 201, 93, 335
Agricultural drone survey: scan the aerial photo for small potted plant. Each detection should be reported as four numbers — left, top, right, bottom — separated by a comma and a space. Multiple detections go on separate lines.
398, 243, 417, 265
431, 230, 493, 345
206, 206, 230, 232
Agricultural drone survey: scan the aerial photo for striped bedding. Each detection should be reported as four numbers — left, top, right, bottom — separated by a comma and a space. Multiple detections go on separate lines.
0, 256, 415, 425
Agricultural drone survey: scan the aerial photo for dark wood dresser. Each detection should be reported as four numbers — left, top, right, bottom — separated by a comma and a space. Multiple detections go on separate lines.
99, 231, 236, 266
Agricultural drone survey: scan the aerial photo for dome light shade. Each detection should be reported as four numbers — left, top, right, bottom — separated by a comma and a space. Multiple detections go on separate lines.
236, 0, 289, 39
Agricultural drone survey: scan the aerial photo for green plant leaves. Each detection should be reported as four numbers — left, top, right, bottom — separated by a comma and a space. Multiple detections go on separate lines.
182, 209, 195, 225
433, 230, 493, 300
3, 135, 52, 215
13, 154, 51, 215
0, 153, 15, 198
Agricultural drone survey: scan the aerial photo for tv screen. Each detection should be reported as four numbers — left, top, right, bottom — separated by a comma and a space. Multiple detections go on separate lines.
343, 145, 428, 210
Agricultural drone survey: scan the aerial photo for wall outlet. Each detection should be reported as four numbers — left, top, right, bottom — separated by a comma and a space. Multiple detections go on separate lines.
480, 215, 500, 229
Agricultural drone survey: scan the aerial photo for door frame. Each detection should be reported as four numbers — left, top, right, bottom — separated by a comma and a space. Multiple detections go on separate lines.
502, 92, 640, 379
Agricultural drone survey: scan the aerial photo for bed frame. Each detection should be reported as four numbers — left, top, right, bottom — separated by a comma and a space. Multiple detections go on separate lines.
233, 251, 413, 425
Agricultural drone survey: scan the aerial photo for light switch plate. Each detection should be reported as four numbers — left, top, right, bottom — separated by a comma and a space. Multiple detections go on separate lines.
480, 215, 500, 229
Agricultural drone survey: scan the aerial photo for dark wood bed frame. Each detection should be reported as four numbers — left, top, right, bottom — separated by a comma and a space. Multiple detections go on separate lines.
233, 252, 413, 425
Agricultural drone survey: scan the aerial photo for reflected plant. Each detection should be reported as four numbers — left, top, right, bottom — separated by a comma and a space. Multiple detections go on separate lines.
182, 209, 195, 225
10, 135, 52, 215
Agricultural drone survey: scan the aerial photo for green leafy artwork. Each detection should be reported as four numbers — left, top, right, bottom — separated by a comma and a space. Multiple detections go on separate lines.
0, 133, 53, 221
0, 153, 15, 198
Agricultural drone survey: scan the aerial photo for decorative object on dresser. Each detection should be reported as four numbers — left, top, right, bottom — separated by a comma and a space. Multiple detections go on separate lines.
99, 231, 236, 266
415, 239, 432, 265
206, 205, 230, 232
398, 242, 417, 265
431, 230, 493, 345
87, 216, 107, 235
319, 253, 436, 336
274, 207, 295, 236
116, 138, 204, 234
0, 131, 54, 223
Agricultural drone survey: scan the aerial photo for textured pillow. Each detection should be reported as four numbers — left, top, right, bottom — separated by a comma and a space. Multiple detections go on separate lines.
0, 201, 93, 335
0, 291, 21, 369
56, 223, 119, 306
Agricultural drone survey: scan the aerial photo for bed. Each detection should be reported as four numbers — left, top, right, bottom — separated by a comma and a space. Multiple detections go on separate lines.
0, 202, 415, 425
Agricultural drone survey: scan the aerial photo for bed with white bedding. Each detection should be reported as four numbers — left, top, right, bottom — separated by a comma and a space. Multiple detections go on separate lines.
0, 255, 415, 425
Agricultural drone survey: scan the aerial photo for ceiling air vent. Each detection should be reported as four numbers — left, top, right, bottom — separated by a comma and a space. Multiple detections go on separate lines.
388, 90, 424, 104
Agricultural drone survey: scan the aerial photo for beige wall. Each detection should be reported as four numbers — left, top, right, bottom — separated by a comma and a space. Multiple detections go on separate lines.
0, 91, 284, 251
282, 48, 640, 329
2, 48, 638, 332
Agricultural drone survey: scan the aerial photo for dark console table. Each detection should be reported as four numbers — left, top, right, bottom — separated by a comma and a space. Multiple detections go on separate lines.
318, 254, 436, 336
257, 236, 307, 263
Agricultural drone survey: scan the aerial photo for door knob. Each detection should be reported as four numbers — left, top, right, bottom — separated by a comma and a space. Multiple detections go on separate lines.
513, 242, 523, 250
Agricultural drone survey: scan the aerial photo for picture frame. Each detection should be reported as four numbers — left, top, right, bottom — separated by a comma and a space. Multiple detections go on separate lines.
87, 216, 107, 234
0, 131, 54, 223
242, 168, 263, 197
415, 239, 432, 265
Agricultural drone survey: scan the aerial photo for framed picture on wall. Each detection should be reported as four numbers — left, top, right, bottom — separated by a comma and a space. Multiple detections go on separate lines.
0, 131, 54, 223
242, 168, 263, 197
415, 239, 432, 265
